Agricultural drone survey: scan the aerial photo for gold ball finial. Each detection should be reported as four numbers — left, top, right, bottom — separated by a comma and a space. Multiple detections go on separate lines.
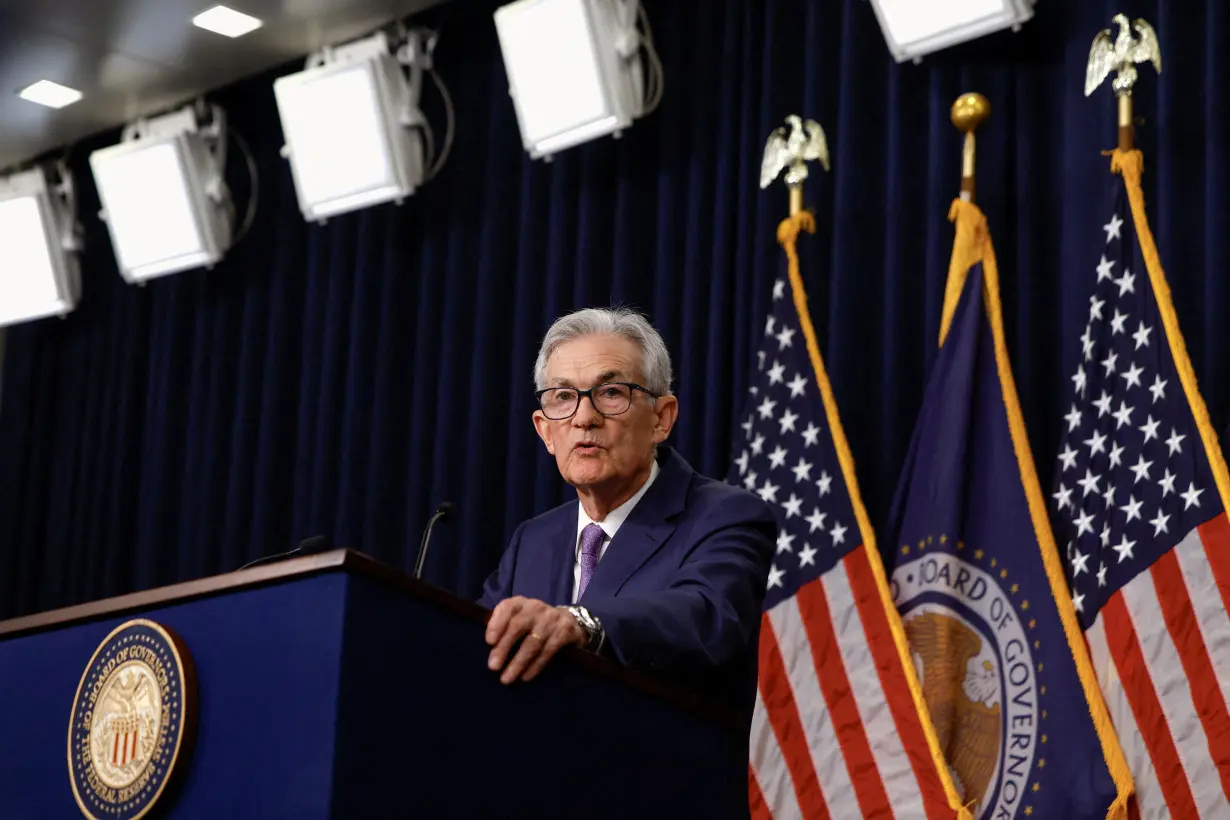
951, 93, 991, 133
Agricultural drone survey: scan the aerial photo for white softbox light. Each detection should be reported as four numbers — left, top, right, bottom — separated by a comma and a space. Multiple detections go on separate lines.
274, 33, 425, 223
495, 0, 648, 159
0, 166, 81, 328
90, 106, 233, 283
869, 0, 1034, 63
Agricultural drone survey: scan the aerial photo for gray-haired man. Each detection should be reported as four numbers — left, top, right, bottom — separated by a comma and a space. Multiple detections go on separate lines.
479, 307, 776, 716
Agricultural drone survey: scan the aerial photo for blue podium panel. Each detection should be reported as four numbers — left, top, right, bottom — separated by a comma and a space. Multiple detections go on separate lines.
0, 574, 349, 819
0, 553, 748, 820
332, 574, 747, 820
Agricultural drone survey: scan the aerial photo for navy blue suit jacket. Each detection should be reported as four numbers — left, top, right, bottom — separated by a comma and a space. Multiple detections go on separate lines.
479, 447, 777, 717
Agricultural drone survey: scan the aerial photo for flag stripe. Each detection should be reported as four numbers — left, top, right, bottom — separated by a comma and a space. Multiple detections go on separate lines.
1101, 593, 1200, 817
771, 591, 864, 818
840, 547, 938, 819
794, 579, 894, 819
750, 684, 807, 820
1176, 519, 1230, 721
1123, 559, 1227, 816
756, 611, 832, 819
1194, 513, 1230, 621
819, 555, 916, 819
748, 764, 775, 820
1151, 542, 1230, 801
1087, 618, 1169, 820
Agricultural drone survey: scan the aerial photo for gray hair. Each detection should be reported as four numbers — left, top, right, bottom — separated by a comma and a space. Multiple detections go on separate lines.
534, 307, 674, 396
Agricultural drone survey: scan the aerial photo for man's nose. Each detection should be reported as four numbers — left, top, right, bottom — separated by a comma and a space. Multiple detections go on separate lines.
572, 395, 604, 427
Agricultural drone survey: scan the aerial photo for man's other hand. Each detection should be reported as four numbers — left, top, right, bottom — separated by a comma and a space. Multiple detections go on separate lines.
485, 597, 586, 684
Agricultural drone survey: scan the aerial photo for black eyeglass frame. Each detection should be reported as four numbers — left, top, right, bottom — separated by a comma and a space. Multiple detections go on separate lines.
534, 381, 662, 420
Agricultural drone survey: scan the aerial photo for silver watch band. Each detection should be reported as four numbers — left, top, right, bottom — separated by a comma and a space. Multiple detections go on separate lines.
562, 605, 605, 653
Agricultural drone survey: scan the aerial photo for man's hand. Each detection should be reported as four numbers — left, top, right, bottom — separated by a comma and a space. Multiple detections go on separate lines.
485, 596, 586, 684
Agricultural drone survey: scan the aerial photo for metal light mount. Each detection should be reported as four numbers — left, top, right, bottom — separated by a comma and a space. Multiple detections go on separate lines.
393, 26, 437, 136
611, 0, 646, 122
46, 158, 84, 258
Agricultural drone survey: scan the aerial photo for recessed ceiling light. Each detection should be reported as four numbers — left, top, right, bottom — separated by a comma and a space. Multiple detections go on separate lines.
192, 5, 263, 38
19, 80, 83, 109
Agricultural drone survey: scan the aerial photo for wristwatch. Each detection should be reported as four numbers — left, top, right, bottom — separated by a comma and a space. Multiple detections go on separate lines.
561, 605, 604, 653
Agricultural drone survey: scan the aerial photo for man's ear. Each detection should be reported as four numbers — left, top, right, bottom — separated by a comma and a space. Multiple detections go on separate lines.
651, 395, 679, 444
532, 410, 556, 455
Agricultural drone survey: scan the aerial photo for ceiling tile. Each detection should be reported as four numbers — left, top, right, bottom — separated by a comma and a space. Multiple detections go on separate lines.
0, 0, 448, 169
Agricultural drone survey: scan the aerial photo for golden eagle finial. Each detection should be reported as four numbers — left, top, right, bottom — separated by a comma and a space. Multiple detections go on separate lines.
1085, 13, 1161, 98
761, 115, 830, 215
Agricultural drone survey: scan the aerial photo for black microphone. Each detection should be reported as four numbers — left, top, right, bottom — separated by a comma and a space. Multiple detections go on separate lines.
238, 534, 331, 571
413, 502, 455, 581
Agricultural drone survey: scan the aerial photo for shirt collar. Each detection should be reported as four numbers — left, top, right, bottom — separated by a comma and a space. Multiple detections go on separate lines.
576, 458, 661, 544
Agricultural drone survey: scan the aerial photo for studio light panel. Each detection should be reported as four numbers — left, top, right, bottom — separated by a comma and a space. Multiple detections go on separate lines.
90, 132, 231, 283
494, 0, 640, 158
869, 0, 1034, 62
274, 51, 423, 222
0, 169, 79, 328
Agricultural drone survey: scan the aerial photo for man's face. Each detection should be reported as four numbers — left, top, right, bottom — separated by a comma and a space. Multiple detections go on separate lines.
532, 334, 677, 494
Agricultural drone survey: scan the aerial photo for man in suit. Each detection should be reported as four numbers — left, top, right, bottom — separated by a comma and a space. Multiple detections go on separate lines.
480, 307, 776, 715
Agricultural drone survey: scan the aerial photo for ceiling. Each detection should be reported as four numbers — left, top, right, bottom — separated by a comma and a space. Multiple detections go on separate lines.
0, 0, 449, 170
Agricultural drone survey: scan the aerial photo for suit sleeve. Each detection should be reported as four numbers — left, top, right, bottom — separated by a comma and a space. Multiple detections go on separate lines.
478, 521, 525, 609
582, 493, 776, 672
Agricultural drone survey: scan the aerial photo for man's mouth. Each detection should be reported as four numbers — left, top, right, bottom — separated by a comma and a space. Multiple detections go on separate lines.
573, 442, 604, 454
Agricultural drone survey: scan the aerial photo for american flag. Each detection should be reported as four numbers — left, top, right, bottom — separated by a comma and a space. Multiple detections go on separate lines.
729, 219, 960, 819
1048, 154, 1230, 818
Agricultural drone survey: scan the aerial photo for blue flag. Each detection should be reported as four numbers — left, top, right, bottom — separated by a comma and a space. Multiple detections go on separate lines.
886, 201, 1132, 819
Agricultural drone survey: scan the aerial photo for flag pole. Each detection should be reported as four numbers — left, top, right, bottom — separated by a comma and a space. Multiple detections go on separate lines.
1118, 88, 1134, 151
951, 93, 989, 204
938, 93, 991, 345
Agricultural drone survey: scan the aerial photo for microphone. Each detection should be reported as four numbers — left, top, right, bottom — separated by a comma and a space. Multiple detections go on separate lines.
413, 502, 455, 581
238, 534, 330, 571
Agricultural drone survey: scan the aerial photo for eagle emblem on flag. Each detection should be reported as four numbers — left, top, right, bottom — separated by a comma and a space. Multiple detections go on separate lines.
893, 544, 1041, 817
905, 611, 1002, 807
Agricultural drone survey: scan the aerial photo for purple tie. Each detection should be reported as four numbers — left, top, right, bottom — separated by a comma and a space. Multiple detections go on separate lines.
577, 523, 605, 600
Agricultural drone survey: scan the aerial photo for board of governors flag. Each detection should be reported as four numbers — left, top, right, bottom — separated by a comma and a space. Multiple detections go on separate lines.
1048, 149, 1230, 819
729, 211, 967, 820
886, 199, 1133, 820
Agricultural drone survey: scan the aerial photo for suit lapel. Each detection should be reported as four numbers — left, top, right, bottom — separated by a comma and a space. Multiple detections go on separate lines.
544, 505, 577, 605
579, 448, 691, 601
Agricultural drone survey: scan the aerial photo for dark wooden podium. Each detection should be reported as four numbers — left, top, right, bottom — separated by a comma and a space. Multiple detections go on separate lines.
0, 549, 748, 819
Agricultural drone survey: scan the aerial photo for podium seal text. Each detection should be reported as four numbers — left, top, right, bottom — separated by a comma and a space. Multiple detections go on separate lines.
67, 619, 197, 819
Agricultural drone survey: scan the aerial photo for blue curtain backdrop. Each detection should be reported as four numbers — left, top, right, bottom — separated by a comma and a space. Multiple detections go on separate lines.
1, 0, 1228, 619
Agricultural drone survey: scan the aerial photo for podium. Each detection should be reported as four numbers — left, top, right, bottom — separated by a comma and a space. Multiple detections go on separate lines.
0, 550, 749, 819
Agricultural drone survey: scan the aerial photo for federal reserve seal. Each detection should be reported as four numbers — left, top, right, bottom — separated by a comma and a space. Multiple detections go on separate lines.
892, 544, 1044, 820
67, 619, 197, 820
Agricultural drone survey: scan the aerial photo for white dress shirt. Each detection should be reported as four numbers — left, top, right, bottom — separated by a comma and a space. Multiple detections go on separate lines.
572, 459, 661, 603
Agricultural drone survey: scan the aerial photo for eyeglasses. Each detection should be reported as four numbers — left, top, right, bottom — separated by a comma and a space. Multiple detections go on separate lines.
535, 382, 660, 420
